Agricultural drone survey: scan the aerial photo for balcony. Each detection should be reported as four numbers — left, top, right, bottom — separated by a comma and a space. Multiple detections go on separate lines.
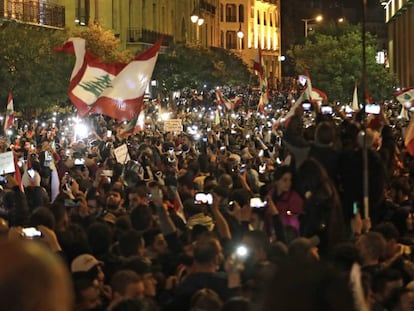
128, 28, 173, 47
0, 0, 65, 28
200, 0, 216, 15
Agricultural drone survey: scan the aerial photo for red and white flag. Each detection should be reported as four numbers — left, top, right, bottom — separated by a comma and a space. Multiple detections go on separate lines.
405, 116, 414, 156
396, 87, 414, 108
55, 38, 162, 121
215, 89, 242, 112
4, 93, 14, 132
253, 44, 269, 111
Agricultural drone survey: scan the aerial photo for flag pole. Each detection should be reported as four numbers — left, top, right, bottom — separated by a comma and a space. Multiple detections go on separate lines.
361, 0, 369, 220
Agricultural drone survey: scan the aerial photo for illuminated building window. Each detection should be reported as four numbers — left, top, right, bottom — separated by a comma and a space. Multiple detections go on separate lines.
75, 0, 89, 26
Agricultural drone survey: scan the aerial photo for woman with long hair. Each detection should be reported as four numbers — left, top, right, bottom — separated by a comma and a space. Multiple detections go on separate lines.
297, 158, 346, 256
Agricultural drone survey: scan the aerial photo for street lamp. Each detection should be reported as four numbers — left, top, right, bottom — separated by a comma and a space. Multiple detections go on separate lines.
190, 1, 204, 44
301, 14, 323, 37
237, 23, 244, 54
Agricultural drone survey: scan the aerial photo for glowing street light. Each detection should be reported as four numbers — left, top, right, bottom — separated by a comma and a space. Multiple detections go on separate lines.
302, 14, 323, 37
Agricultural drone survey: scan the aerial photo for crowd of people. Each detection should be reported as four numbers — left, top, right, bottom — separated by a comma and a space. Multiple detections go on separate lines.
1, 85, 414, 311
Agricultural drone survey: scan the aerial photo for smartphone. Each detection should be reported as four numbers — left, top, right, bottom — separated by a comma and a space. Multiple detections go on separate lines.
365, 104, 380, 114
107, 130, 112, 138
302, 102, 311, 111
235, 245, 248, 258
27, 168, 35, 178
353, 202, 359, 215
240, 164, 246, 174
74, 158, 85, 166
22, 227, 42, 239
250, 197, 267, 208
321, 106, 333, 115
195, 193, 213, 205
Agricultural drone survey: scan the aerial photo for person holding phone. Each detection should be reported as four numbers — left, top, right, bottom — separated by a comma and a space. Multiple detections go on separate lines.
269, 166, 304, 237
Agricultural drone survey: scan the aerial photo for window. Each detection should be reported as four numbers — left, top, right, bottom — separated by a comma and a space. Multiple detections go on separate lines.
75, 0, 90, 25
220, 4, 223, 22
220, 31, 224, 48
226, 4, 236, 22
226, 31, 237, 49
257, 10, 260, 24
239, 5, 244, 22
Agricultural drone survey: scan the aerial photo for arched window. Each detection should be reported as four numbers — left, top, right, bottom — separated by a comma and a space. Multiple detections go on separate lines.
239, 5, 244, 22
220, 31, 224, 48
75, 0, 89, 25
226, 4, 236, 22
226, 31, 237, 49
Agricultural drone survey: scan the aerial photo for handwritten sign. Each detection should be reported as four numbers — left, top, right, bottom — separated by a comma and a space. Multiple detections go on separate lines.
164, 119, 183, 133
113, 144, 130, 164
0, 151, 15, 174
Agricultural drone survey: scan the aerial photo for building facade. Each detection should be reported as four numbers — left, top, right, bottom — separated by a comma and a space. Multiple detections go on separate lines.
383, 0, 414, 88
219, 0, 281, 87
0, 0, 281, 86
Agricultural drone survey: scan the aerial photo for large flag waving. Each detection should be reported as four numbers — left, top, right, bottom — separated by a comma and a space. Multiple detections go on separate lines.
55, 38, 162, 120
4, 93, 14, 132
253, 44, 269, 112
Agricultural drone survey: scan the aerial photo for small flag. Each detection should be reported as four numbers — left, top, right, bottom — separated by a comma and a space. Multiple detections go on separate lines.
253, 44, 269, 109
405, 116, 414, 156
13, 154, 23, 192
352, 81, 359, 111
399, 105, 409, 120
396, 87, 414, 108
4, 93, 14, 132
215, 89, 241, 111
55, 38, 162, 121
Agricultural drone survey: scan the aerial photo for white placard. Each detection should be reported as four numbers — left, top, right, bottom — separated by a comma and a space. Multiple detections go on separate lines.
0, 151, 15, 174
164, 119, 183, 132
113, 144, 130, 163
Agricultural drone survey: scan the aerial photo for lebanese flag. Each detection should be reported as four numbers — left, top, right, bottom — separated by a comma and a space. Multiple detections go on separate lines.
55, 38, 162, 120
273, 83, 310, 130
4, 93, 14, 132
405, 116, 414, 156
215, 89, 241, 111
253, 44, 269, 107
310, 88, 327, 104
118, 110, 144, 138
13, 154, 23, 192
396, 87, 414, 108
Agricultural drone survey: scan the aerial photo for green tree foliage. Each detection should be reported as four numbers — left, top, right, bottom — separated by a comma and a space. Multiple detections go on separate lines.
0, 22, 72, 115
72, 22, 133, 63
287, 22, 397, 103
153, 44, 250, 92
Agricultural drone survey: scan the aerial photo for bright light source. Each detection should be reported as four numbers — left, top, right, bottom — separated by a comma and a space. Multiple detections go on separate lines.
161, 112, 170, 121
74, 123, 88, 139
